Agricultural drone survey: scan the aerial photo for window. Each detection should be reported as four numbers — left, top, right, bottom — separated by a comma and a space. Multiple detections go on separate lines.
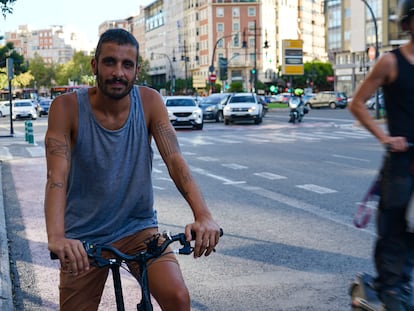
217, 23, 224, 32
232, 8, 239, 17
248, 7, 256, 16
233, 22, 239, 32
216, 7, 224, 17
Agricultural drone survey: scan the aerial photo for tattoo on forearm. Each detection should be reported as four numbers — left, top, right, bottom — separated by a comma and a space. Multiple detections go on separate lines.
46, 136, 70, 161
176, 168, 194, 198
154, 121, 180, 158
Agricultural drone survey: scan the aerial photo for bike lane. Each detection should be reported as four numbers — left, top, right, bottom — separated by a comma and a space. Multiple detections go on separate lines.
3, 157, 162, 310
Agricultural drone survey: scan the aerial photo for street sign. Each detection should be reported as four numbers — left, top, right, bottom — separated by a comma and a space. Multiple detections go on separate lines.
282, 39, 304, 76
209, 74, 217, 83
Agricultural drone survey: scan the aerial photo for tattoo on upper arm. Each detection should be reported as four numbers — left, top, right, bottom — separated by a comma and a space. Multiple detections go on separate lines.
45, 135, 70, 161
49, 182, 64, 189
154, 121, 180, 158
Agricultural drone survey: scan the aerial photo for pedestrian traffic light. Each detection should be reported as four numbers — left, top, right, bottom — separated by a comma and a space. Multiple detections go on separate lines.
251, 68, 256, 75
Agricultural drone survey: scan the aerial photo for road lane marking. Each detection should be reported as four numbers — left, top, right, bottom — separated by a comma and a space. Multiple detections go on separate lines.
295, 184, 337, 194
254, 172, 287, 180
331, 154, 370, 162
0, 147, 12, 160
197, 156, 220, 162
26, 146, 44, 157
205, 136, 242, 144
190, 166, 246, 185
222, 163, 248, 170
234, 184, 370, 233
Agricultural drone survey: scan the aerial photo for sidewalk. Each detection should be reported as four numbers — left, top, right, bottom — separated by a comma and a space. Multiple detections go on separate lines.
0, 134, 18, 311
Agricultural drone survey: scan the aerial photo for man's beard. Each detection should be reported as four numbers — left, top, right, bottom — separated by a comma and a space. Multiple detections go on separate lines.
96, 70, 134, 100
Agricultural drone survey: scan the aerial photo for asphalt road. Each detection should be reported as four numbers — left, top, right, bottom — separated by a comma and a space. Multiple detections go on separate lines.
1, 108, 385, 310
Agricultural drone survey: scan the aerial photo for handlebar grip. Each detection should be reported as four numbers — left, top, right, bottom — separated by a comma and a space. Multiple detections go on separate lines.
50, 252, 58, 260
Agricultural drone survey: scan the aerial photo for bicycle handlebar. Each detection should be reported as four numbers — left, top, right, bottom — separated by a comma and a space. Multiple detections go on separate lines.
50, 228, 224, 264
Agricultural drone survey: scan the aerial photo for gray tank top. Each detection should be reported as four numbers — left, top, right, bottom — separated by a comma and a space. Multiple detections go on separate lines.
65, 86, 157, 244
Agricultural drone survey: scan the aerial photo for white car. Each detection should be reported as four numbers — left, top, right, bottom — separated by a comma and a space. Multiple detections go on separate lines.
12, 99, 37, 120
223, 93, 264, 125
164, 96, 203, 130
0, 100, 11, 117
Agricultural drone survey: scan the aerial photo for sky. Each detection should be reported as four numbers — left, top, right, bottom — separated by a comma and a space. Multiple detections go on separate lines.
1, 0, 153, 46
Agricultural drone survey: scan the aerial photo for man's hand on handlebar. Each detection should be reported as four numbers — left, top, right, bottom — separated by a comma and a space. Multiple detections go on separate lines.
185, 218, 221, 258
48, 238, 90, 276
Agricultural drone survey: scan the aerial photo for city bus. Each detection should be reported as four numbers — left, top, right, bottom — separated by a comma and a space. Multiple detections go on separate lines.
50, 85, 89, 99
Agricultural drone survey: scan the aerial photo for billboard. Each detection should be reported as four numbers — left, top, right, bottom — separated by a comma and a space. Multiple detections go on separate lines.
282, 39, 304, 75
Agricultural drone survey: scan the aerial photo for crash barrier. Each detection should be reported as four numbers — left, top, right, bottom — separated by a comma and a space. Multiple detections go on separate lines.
25, 120, 34, 144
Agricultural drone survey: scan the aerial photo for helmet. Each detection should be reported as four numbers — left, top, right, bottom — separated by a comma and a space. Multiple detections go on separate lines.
293, 88, 304, 96
399, 0, 414, 30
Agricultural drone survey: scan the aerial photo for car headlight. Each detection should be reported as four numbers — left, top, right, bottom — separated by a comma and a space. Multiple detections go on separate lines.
205, 106, 214, 112
192, 108, 202, 118
224, 106, 230, 112
248, 106, 257, 113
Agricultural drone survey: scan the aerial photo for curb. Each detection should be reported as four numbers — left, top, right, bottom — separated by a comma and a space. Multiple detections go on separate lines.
0, 162, 13, 310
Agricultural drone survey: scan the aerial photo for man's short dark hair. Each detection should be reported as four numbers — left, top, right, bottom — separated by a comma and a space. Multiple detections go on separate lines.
95, 28, 140, 63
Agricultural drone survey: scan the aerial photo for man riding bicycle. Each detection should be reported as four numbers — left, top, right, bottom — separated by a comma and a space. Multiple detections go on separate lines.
44, 28, 221, 311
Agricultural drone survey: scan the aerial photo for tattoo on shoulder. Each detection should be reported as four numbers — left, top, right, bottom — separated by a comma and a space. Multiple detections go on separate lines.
45, 135, 70, 161
154, 121, 180, 157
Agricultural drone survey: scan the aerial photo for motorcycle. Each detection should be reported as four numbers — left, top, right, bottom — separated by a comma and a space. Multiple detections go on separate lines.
288, 94, 308, 123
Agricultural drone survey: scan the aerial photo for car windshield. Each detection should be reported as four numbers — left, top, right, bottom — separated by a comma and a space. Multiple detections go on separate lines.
230, 95, 254, 103
14, 102, 32, 107
166, 99, 196, 107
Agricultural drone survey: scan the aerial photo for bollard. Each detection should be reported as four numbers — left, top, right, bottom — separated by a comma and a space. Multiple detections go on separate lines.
25, 121, 28, 142
25, 120, 34, 144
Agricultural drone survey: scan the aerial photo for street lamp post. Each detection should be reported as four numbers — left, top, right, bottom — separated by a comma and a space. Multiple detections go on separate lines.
151, 52, 175, 96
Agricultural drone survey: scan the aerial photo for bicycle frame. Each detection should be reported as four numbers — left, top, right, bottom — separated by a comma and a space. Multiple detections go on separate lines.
51, 229, 223, 311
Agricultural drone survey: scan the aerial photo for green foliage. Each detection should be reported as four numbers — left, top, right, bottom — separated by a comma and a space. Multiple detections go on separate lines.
137, 56, 151, 85
55, 51, 93, 85
279, 61, 334, 91
0, 42, 27, 75
28, 54, 55, 88
0, 0, 16, 18
229, 81, 243, 92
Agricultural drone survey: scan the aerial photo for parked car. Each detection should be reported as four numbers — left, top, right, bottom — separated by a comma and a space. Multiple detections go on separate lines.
12, 99, 37, 120
271, 92, 292, 104
304, 91, 347, 109
164, 96, 203, 130
365, 93, 384, 110
302, 93, 316, 104
223, 93, 264, 125
0, 100, 11, 117
37, 98, 52, 116
198, 93, 231, 122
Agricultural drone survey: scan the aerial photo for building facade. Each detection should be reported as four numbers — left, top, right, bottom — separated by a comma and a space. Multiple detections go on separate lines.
326, 0, 408, 96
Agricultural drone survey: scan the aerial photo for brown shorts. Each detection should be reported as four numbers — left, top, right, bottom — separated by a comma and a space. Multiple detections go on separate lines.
59, 228, 179, 311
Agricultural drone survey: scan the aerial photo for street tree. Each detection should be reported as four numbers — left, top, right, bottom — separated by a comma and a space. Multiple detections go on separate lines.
28, 54, 56, 89
0, 42, 27, 75
0, 0, 16, 18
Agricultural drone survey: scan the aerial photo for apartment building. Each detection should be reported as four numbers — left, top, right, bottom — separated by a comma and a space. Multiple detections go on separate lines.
326, 0, 408, 96
4, 0, 328, 93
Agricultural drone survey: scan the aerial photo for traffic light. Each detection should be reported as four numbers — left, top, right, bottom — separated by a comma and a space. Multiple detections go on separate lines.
219, 57, 228, 81
251, 68, 256, 75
